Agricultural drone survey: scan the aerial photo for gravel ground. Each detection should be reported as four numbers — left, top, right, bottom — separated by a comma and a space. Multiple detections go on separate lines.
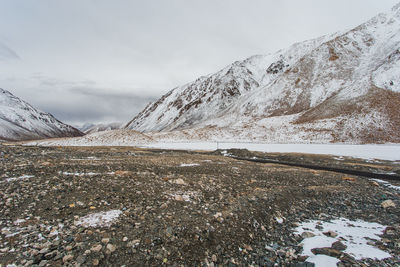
0, 145, 399, 266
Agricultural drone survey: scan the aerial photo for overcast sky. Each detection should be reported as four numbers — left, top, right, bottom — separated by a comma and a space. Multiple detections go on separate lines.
0, 0, 398, 126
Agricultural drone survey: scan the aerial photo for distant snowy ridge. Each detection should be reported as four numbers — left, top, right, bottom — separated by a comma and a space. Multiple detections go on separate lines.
125, 4, 400, 144
0, 88, 83, 141
79, 122, 123, 134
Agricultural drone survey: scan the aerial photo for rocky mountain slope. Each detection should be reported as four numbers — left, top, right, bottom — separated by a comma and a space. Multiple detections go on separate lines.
126, 4, 400, 144
0, 88, 83, 141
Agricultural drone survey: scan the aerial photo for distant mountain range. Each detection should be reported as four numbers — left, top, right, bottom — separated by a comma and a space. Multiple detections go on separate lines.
79, 122, 123, 134
0, 88, 83, 141
125, 4, 400, 144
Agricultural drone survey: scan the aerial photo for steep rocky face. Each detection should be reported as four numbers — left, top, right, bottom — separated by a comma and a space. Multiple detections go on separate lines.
126, 4, 400, 143
0, 88, 83, 141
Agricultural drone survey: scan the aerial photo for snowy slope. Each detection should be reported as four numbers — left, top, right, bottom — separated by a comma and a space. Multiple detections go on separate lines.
0, 88, 83, 141
25, 129, 152, 147
126, 4, 400, 144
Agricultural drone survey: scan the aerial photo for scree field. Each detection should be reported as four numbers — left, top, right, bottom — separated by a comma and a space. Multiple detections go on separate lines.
0, 145, 399, 266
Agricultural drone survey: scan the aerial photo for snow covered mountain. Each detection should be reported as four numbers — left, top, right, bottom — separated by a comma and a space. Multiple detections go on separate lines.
0, 88, 83, 141
79, 122, 123, 134
126, 4, 400, 143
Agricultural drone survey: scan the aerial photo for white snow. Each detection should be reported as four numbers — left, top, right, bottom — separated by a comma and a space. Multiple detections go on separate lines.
59, 171, 116, 176
74, 210, 122, 228
3, 175, 35, 182
60, 171, 100, 176
179, 163, 200, 167
306, 254, 340, 267
70, 157, 101, 161
370, 178, 400, 191
13, 219, 26, 225
295, 218, 391, 266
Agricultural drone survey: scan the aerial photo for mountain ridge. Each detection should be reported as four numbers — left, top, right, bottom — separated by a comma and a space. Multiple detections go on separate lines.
0, 88, 83, 141
125, 4, 400, 144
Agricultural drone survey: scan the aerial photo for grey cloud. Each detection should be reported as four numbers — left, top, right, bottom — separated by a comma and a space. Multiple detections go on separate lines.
35, 85, 157, 125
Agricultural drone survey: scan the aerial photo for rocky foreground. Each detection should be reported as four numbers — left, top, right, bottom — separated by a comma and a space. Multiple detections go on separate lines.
0, 144, 399, 266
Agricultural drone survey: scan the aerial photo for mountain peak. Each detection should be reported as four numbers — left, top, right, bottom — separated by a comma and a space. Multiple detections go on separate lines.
0, 88, 83, 141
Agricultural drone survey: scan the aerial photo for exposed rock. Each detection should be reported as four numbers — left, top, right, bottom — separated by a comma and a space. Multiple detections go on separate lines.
62, 254, 74, 263
331, 241, 347, 251
106, 244, 116, 253
311, 247, 341, 257
91, 244, 102, 253
323, 231, 338, 238
301, 232, 315, 238
381, 200, 396, 208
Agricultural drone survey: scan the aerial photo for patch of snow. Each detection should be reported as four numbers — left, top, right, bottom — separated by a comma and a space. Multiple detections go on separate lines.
370, 178, 400, 191
221, 150, 233, 157
5, 231, 21, 238
59, 171, 100, 176
4, 175, 34, 182
74, 210, 122, 228
14, 219, 26, 225
70, 157, 101, 161
295, 218, 391, 266
168, 191, 199, 202
306, 254, 340, 267
179, 163, 200, 167
333, 156, 345, 161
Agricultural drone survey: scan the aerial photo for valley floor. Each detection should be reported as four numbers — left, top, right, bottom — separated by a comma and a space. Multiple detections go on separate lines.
22, 131, 400, 161
141, 142, 400, 161
0, 145, 399, 266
